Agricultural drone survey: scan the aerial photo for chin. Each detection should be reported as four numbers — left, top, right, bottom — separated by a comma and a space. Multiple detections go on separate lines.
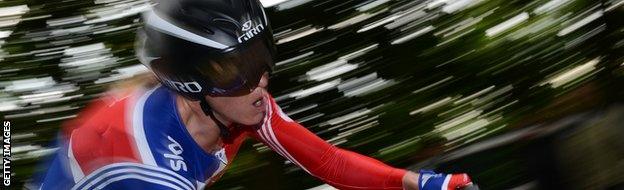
237, 113, 265, 126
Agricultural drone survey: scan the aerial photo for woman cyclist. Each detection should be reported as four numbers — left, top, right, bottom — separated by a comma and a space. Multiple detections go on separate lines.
36, 0, 475, 189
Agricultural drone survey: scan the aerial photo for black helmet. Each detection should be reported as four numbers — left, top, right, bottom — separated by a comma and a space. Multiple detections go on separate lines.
136, 0, 276, 101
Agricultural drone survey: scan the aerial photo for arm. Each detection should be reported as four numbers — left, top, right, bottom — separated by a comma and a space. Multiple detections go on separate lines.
248, 95, 406, 189
249, 95, 474, 190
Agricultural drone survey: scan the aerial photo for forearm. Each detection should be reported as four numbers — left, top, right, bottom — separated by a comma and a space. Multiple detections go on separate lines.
255, 95, 472, 190
253, 95, 410, 189
313, 146, 407, 189
253, 121, 408, 189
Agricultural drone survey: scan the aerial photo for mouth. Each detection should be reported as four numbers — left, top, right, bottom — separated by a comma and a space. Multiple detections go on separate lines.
252, 97, 264, 108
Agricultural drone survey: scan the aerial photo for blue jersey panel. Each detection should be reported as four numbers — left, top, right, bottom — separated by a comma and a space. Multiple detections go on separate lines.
141, 86, 221, 183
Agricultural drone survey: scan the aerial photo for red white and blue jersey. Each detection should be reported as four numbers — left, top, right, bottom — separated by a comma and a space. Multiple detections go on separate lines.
36, 85, 407, 190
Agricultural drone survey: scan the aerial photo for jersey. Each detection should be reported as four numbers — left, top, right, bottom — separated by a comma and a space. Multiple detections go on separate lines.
35, 85, 407, 190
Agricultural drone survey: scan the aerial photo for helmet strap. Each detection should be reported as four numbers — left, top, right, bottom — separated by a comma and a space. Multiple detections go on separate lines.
199, 99, 231, 138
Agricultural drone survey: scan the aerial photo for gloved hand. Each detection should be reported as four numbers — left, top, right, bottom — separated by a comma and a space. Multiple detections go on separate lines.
418, 170, 475, 190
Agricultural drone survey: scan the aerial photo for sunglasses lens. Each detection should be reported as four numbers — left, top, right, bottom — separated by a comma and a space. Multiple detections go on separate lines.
197, 38, 273, 97
216, 68, 266, 97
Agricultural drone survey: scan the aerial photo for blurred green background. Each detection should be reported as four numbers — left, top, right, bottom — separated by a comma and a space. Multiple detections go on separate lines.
1, 0, 624, 189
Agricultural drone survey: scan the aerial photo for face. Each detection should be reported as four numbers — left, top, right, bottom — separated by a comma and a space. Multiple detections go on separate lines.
205, 72, 269, 125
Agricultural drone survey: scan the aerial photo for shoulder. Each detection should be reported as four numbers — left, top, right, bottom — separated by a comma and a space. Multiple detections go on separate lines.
66, 85, 168, 174
265, 94, 295, 123
67, 86, 198, 188
67, 94, 141, 175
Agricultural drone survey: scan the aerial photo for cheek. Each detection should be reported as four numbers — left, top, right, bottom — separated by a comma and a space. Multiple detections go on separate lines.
208, 96, 264, 125
232, 102, 264, 125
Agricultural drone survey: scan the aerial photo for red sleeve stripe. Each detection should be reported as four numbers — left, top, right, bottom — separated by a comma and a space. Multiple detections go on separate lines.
256, 101, 289, 158
256, 96, 311, 174
255, 97, 287, 158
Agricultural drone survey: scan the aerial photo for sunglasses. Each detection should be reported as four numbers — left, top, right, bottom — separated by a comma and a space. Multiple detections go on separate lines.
149, 32, 276, 99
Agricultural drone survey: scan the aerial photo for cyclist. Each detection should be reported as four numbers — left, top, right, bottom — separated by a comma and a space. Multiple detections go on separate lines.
35, 0, 474, 189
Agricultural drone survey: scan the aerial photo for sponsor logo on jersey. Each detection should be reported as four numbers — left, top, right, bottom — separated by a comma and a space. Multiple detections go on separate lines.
164, 136, 188, 172
237, 20, 264, 43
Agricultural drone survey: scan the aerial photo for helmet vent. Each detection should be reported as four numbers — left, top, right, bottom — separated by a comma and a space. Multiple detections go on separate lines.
179, 6, 216, 35
212, 18, 240, 34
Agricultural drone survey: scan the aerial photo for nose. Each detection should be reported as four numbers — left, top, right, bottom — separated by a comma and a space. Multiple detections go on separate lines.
257, 72, 269, 88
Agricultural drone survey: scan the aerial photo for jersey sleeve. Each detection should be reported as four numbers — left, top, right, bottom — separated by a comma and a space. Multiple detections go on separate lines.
248, 95, 407, 190
36, 93, 132, 190
37, 90, 197, 190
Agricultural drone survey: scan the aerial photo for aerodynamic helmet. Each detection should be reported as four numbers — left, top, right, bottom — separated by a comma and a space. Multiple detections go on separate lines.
136, 0, 276, 101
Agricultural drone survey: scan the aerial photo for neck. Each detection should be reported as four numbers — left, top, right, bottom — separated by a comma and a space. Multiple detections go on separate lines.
175, 95, 226, 153
176, 95, 230, 133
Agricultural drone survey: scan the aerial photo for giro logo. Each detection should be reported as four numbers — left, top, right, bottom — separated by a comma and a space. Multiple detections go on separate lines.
242, 20, 253, 31
237, 20, 264, 43
163, 79, 202, 93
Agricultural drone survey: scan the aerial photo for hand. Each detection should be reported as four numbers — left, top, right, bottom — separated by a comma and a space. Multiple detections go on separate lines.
417, 170, 474, 190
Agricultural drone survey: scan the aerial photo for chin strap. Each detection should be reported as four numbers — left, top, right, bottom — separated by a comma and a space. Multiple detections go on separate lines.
199, 99, 231, 138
